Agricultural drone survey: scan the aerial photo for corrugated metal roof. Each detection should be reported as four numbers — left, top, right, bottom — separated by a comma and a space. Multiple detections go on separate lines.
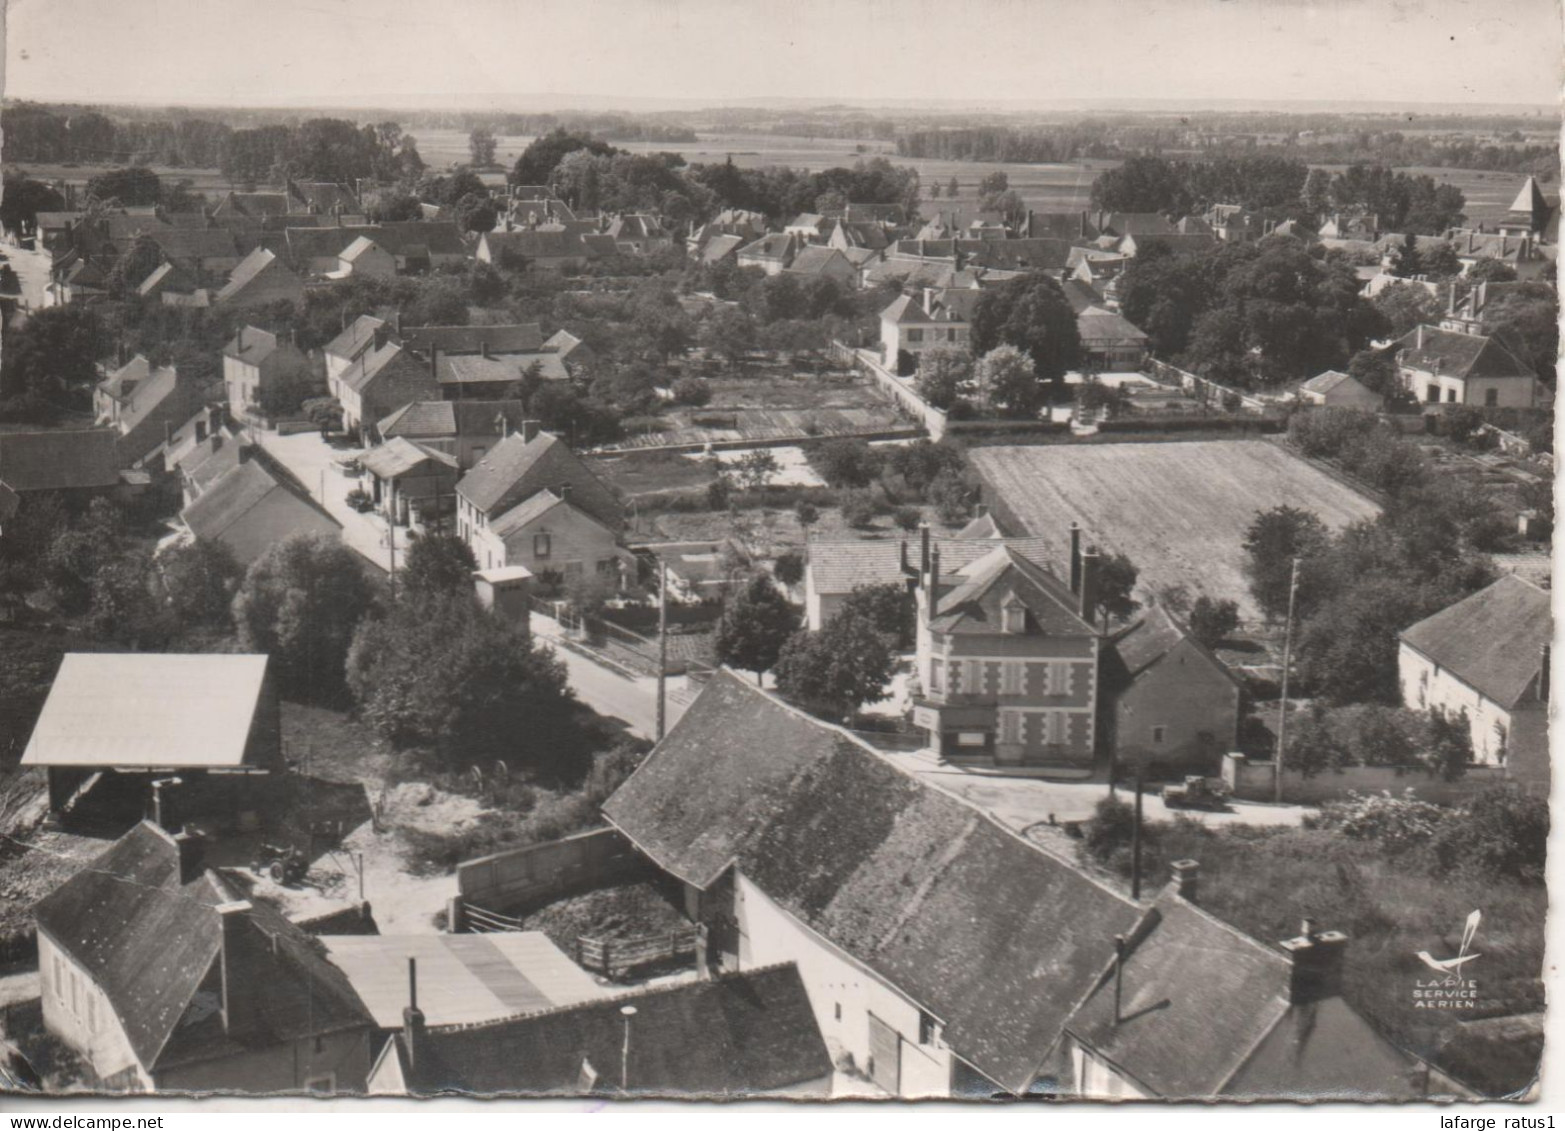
324, 932, 606, 1029
22, 653, 271, 768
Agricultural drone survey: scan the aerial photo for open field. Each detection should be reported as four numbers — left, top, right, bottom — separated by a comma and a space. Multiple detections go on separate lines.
969, 439, 1382, 618
597, 372, 910, 452
1310, 163, 1535, 230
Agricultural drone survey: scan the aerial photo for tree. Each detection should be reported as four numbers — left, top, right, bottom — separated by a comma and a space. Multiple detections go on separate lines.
468, 127, 498, 168
1482, 281, 1560, 382
85, 166, 161, 206
840, 582, 913, 649
88, 549, 172, 649
1188, 596, 1239, 649
989, 189, 1027, 228
1242, 506, 1328, 621
1347, 347, 1406, 402
839, 488, 879, 528
347, 594, 586, 777
453, 192, 497, 234
774, 551, 804, 586
0, 305, 113, 412
929, 469, 972, 524
1092, 551, 1140, 627
970, 276, 1083, 382
1391, 232, 1423, 278
106, 235, 165, 298
1466, 259, 1518, 285
946, 176, 960, 198
1285, 703, 1354, 777
734, 450, 779, 493
232, 533, 373, 699
0, 174, 64, 235
158, 538, 243, 627
510, 128, 619, 187
885, 440, 965, 498
1372, 281, 1442, 338
811, 438, 881, 488
774, 611, 895, 719
978, 170, 1010, 202
974, 344, 1042, 418
41, 499, 125, 613
400, 533, 478, 601
1421, 241, 1462, 279
794, 500, 819, 534
914, 346, 971, 410
701, 306, 756, 365
714, 574, 799, 683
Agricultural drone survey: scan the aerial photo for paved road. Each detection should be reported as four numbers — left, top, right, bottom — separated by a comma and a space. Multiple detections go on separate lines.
6, 243, 54, 311
530, 612, 690, 742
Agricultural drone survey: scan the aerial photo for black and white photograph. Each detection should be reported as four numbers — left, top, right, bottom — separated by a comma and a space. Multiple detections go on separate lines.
0, 0, 1558, 1109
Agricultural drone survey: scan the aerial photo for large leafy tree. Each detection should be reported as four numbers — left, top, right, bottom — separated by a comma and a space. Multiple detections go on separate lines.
400, 533, 478, 602
774, 610, 894, 720
1372, 280, 1442, 338
232, 533, 374, 699
0, 305, 113, 410
510, 128, 620, 187
1242, 506, 1329, 621
347, 594, 585, 777
839, 582, 913, 649
158, 538, 244, 627
714, 574, 799, 683
973, 345, 1042, 419
85, 166, 162, 206
915, 345, 972, 410
969, 275, 1083, 381
1091, 551, 1141, 628
0, 174, 64, 234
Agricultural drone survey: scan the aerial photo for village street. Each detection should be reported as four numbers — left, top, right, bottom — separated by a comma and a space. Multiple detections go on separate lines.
529, 611, 692, 741
5, 241, 53, 310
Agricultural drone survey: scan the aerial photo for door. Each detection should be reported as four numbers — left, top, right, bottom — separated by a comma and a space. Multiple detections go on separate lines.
867, 1013, 901, 1095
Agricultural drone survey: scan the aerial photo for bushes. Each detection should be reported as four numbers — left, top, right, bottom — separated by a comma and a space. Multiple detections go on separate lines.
808, 437, 882, 488
838, 487, 880, 528
670, 376, 712, 406
1188, 596, 1239, 648
1284, 703, 1472, 779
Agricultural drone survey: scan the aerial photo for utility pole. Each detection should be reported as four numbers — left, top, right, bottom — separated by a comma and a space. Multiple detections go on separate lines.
655, 560, 669, 741
1274, 557, 1300, 805
620, 1005, 637, 1093
1131, 759, 1144, 901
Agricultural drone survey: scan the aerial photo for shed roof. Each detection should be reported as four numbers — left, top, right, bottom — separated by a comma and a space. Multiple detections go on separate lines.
384, 963, 830, 1097
377, 400, 527, 440
359, 437, 458, 479
0, 429, 121, 492
1399, 574, 1552, 708
324, 933, 605, 1029
22, 654, 271, 768
603, 672, 1142, 1094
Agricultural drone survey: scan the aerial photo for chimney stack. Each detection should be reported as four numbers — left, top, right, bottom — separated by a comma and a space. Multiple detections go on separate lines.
1539, 644, 1551, 702
1279, 922, 1349, 1006
236, 326, 244, 353
1447, 282, 1457, 316
1171, 859, 1199, 903
1416, 324, 1424, 351
173, 827, 204, 884
480, 338, 490, 359
373, 325, 388, 351
1079, 546, 1100, 624
403, 956, 428, 1075
919, 524, 932, 584
522, 419, 541, 443
216, 901, 259, 1036
1069, 521, 1083, 595
928, 546, 942, 605
429, 345, 438, 381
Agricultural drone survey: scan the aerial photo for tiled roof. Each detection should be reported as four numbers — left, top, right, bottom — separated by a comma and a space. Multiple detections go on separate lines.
785, 246, 850, 277
34, 822, 373, 1075
181, 458, 340, 549
1399, 574, 1552, 708
927, 543, 1094, 636
544, 329, 588, 360
1122, 232, 1219, 256
137, 262, 196, 297
21, 654, 271, 769
0, 429, 121, 492
404, 324, 544, 354
1395, 326, 1534, 381
372, 221, 468, 257
807, 535, 1055, 596
1077, 307, 1150, 345
360, 436, 458, 479
456, 430, 622, 528
1105, 603, 1239, 691
965, 238, 1073, 271
214, 248, 290, 303
143, 228, 238, 263
697, 233, 744, 264
324, 314, 388, 360
482, 230, 592, 261
386, 964, 830, 1097
378, 400, 528, 440
437, 352, 565, 385
284, 226, 364, 263
1065, 888, 1427, 1099
603, 672, 1142, 1094
340, 235, 386, 262
489, 489, 567, 537
737, 232, 798, 262
1098, 212, 1176, 237
221, 325, 284, 365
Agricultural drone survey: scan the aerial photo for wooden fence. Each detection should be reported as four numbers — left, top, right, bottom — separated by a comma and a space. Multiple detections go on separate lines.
576, 927, 702, 979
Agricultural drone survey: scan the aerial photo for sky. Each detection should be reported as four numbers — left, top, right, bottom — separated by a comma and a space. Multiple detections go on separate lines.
3, 0, 1561, 111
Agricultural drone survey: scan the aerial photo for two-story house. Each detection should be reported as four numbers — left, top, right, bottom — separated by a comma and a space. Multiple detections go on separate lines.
1398, 573, 1551, 794
34, 822, 376, 1093
879, 287, 977, 373
375, 400, 529, 469
454, 422, 626, 580
94, 355, 205, 468
221, 325, 313, 422
329, 338, 441, 437
735, 232, 800, 276
908, 534, 1101, 768
213, 248, 306, 308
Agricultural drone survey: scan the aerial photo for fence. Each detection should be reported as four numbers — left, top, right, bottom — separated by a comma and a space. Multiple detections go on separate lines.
1145, 359, 1272, 415
1221, 752, 1510, 805
837, 342, 949, 441
454, 827, 649, 918
575, 926, 702, 979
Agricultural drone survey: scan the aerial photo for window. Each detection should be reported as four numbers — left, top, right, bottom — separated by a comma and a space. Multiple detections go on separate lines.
303, 1074, 336, 1093
999, 711, 1021, 745
1485, 388, 1499, 407
962, 659, 983, 695
596, 558, 618, 577
927, 660, 944, 693
1001, 661, 1023, 694
957, 731, 987, 748
533, 533, 552, 559
1002, 602, 1026, 635
906, 329, 924, 344
1152, 725, 1167, 745
918, 1011, 937, 1045
1426, 385, 1439, 404
1446, 387, 1457, 403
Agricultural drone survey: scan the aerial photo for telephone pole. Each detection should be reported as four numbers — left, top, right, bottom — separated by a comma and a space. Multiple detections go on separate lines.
1274, 557, 1300, 805
655, 560, 669, 742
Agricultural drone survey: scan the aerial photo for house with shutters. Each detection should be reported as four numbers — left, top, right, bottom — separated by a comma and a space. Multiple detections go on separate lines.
879, 287, 978, 372
908, 535, 1102, 767
454, 422, 626, 579
33, 821, 376, 1093
221, 325, 313, 422
1398, 574, 1552, 794
601, 672, 1452, 1099
1393, 322, 1541, 409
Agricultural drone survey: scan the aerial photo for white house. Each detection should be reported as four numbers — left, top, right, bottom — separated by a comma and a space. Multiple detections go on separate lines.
1394, 323, 1541, 409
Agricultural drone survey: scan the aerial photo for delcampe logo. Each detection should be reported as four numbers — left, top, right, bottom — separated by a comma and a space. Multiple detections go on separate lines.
1412, 910, 1481, 1010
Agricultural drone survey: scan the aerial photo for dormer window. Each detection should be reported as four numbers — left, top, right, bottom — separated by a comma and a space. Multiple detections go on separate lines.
1001, 594, 1026, 634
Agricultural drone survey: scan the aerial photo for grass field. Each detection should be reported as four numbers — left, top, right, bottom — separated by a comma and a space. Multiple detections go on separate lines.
969, 439, 1382, 618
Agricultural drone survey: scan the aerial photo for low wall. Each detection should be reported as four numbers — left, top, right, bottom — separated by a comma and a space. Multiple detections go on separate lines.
455, 826, 649, 916
847, 345, 949, 440
1146, 359, 1271, 415
1222, 752, 1511, 805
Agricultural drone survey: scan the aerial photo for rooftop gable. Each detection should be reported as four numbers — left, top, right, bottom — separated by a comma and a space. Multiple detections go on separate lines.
0, 429, 121, 492
1399, 574, 1552, 708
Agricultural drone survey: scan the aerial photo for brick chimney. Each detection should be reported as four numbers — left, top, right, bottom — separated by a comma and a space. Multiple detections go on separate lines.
373, 324, 389, 351
1078, 546, 1100, 624
1279, 920, 1349, 1006
522, 419, 541, 443
1068, 521, 1083, 595
1170, 859, 1199, 903
173, 828, 204, 884
216, 901, 261, 1036
919, 524, 932, 584
403, 956, 428, 1076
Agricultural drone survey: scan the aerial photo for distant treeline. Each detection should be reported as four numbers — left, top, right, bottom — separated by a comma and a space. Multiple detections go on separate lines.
897, 125, 1132, 163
